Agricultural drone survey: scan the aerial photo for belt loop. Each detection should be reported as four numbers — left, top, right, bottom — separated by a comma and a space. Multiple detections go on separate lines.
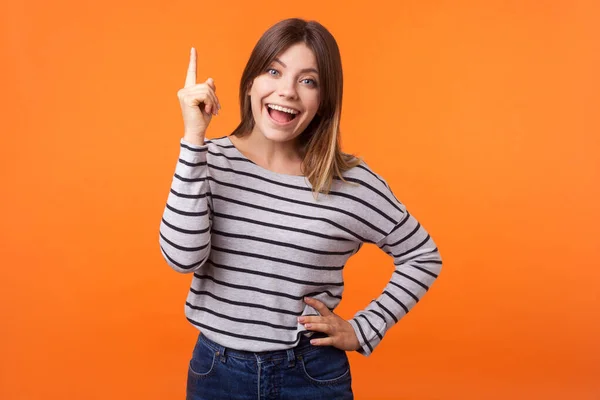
286, 348, 296, 368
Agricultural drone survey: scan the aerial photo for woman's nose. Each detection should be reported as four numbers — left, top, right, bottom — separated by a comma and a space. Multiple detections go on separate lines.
277, 78, 298, 99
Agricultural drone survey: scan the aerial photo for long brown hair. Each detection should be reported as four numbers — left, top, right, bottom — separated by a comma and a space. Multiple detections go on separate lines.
231, 18, 361, 197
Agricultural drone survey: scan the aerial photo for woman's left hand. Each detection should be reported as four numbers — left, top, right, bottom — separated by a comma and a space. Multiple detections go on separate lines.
298, 297, 361, 352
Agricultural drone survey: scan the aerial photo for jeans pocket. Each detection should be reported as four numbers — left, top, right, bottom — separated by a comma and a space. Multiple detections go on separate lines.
299, 346, 351, 385
188, 337, 217, 379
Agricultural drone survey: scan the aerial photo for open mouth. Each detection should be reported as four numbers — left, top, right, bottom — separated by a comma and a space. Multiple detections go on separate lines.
266, 104, 300, 125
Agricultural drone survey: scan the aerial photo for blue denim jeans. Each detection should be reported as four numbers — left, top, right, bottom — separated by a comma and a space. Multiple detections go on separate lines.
186, 332, 354, 400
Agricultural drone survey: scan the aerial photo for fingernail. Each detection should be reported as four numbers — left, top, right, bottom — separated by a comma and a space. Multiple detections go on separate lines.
298, 317, 305, 322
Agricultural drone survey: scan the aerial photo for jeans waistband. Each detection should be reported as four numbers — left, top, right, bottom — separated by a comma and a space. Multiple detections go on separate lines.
198, 331, 330, 363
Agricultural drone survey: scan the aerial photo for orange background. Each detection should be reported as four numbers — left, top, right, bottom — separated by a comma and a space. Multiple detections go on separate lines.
1, 0, 599, 399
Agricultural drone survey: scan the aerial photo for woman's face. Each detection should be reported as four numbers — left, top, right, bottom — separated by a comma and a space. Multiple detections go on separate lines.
248, 42, 320, 144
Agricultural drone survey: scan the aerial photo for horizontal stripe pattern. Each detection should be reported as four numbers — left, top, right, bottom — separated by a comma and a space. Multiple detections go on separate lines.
159, 136, 442, 356
348, 210, 442, 356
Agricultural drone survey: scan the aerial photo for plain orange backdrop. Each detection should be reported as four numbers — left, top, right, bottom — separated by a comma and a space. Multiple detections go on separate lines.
1, 0, 599, 399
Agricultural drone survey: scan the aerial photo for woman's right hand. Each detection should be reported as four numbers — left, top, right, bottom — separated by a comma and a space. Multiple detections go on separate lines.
177, 47, 221, 145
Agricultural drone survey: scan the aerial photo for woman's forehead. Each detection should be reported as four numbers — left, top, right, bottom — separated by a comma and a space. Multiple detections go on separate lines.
271, 43, 318, 72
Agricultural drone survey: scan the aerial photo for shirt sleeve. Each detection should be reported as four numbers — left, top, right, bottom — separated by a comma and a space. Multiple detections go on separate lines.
158, 138, 213, 273
348, 186, 443, 357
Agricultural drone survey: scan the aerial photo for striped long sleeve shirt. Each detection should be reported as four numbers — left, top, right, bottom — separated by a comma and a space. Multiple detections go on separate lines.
159, 135, 442, 356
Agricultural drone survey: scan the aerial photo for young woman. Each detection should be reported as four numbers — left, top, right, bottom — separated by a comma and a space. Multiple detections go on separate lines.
160, 18, 442, 400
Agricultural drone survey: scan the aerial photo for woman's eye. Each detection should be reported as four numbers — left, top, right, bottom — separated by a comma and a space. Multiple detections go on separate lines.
267, 68, 279, 76
302, 78, 317, 86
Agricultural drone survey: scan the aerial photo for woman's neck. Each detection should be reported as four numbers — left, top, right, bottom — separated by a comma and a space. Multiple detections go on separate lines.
230, 132, 304, 176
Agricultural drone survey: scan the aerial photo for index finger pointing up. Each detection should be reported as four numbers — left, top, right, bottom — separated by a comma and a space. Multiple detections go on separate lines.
185, 47, 197, 88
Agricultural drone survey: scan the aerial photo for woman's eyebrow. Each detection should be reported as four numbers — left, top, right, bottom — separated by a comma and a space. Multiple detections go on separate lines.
273, 58, 319, 75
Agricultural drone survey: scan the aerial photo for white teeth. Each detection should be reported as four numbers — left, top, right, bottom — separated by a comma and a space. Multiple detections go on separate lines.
267, 104, 299, 115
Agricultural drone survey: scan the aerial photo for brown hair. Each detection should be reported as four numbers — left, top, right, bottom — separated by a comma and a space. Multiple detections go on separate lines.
231, 18, 361, 197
